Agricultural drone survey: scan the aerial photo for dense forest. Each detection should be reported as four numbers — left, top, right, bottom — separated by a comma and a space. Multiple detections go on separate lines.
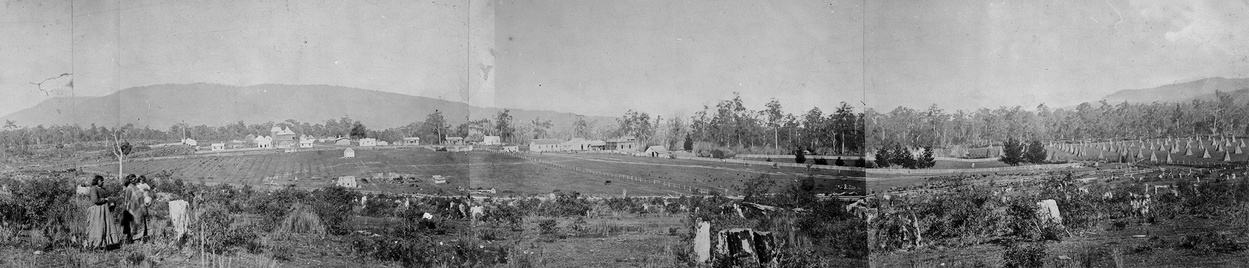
868, 91, 1248, 151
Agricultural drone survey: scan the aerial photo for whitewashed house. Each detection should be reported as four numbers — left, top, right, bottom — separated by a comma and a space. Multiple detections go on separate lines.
299, 135, 315, 148
482, 136, 502, 145
529, 139, 561, 152
254, 136, 272, 149
359, 138, 377, 147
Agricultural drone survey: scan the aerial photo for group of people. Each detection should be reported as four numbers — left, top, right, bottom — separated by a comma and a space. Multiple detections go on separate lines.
82, 174, 153, 249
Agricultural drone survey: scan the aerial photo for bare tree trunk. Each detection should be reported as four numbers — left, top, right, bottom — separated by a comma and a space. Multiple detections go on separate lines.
112, 131, 124, 179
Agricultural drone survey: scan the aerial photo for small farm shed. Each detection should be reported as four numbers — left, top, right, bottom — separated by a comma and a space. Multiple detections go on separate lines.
343, 148, 356, 158
210, 143, 225, 151
645, 146, 670, 157
336, 176, 359, 188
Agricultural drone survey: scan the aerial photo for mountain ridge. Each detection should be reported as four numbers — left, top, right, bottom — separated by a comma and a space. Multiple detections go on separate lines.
0, 83, 617, 130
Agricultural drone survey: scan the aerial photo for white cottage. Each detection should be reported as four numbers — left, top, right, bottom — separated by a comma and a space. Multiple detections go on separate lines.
336, 176, 359, 188
482, 136, 502, 145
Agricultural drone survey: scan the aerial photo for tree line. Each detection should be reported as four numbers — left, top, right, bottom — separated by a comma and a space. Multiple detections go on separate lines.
2, 93, 864, 156
868, 91, 1248, 151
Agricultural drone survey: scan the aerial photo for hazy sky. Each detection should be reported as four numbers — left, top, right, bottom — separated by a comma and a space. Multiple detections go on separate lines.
494, 0, 856, 117
1, 0, 471, 118
1, 0, 851, 120
865, 0, 1249, 112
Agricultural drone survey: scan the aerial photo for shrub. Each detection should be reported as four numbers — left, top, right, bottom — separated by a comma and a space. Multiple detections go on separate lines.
813, 158, 829, 165
1177, 232, 1244, 254
835, 157, 845, 166
794, 150, 806, 164
1000, 138, 1024, 166
310, 186, 360, 235
1002, 242, 1046, 268
538, 219, 558, 235
1024, 140, 1047, 163
197, 206, 263, 254
855, 158, 866, 167
874, 147, 891, 168
273, 203, 327, 238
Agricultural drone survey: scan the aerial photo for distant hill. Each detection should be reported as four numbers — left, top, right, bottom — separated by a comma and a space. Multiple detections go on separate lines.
0, 83, 615, 130
1099, 77, 1249, 105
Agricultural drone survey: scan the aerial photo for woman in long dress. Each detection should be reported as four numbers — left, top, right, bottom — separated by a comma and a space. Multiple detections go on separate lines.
127, 175, 151, 243
84, 175, 121, 249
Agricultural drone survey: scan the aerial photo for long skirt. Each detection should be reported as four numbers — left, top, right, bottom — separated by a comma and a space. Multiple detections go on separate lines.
84, 205, 122, 248
126, 208, 148, 241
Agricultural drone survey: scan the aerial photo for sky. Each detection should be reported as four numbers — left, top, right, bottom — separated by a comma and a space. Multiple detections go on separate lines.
865, 0, 1249, 112
493, 0, 856, 117
0, 0, 852, 120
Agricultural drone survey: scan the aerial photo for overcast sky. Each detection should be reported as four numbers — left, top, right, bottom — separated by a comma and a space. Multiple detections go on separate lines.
6, 1, 1248, 119
0, 0, 852, 120
865, 0, 1249, 112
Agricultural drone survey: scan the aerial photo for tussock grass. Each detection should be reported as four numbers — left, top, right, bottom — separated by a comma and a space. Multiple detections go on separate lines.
272, 203, 326, 239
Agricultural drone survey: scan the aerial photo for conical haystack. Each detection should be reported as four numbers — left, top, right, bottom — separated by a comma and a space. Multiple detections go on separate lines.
1202, 148, 1211, 159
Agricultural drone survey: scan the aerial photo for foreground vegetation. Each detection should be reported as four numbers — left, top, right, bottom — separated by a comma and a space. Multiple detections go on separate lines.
869, 166, 1249, 267
0, 168, 865, 267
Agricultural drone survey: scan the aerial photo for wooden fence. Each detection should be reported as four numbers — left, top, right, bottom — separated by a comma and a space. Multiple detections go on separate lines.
868, 163, 1084, 175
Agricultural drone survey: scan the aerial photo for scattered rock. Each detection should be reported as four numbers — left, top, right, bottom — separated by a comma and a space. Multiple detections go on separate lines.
1058, 255, 1071, 260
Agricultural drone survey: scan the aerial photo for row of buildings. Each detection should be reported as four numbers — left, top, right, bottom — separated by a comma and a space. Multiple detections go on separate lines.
527, 136, 647, 153
204, 126, 422, 152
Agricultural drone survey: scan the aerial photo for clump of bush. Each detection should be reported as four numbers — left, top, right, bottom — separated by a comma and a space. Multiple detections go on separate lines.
1177, 231, 1244, 255
538, 219, 558, 235
1002, 242, 1046, 268
272, 203, 327, 238
351, 235, 508, 267
813, 158, 829, 165
196, 206, 263, 254
309, 186, 359, 235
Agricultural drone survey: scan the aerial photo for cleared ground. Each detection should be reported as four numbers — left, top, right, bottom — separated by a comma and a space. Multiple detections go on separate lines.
75, 148, 865, 197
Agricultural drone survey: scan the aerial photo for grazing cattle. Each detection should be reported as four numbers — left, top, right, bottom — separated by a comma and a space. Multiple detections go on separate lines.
604, 180, 611, 185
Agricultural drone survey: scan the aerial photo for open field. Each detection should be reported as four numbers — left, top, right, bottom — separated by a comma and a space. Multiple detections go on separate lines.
63, 148, 864, 197
76, 147, 471, 195
506, 152, 864, 196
